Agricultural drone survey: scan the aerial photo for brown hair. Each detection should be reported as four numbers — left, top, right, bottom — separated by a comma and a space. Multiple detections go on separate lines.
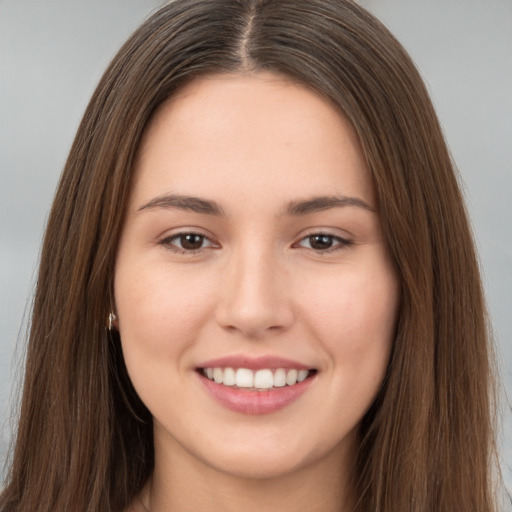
0, 1, 499, 511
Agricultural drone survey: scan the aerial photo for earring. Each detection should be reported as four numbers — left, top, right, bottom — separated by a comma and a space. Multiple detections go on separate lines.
107, 312, 117, 331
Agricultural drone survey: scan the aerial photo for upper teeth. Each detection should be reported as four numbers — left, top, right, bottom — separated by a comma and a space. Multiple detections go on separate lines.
203, 367, 310, 390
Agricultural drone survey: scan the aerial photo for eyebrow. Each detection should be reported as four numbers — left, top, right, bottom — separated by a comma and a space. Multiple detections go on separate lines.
137, 193, 375, 216
285, 195, 376, 215
138, 194, 225, 215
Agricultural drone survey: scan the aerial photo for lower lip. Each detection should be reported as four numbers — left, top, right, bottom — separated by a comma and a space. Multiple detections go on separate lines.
198, 373, 315, 415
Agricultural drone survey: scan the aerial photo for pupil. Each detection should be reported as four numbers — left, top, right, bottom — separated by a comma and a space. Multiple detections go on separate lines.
181, 234, 203, 250
310, 235, 333, 250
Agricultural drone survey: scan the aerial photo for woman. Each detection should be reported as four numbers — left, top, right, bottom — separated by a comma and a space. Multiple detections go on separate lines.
0, 1, 500, 511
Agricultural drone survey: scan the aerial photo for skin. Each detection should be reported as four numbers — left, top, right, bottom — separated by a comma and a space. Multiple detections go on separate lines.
115, 72, 400, 512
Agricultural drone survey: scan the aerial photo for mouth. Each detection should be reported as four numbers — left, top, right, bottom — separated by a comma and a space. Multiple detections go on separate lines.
198, 367, 317, 391
195, 357, 318, 414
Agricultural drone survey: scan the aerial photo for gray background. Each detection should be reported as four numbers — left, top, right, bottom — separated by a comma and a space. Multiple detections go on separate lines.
1, 0, 510, 498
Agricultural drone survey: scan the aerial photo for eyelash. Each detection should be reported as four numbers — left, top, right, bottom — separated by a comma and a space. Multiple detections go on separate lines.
293, 233, 353, 253
159, 232, 353, 255
159, 232, 217, 254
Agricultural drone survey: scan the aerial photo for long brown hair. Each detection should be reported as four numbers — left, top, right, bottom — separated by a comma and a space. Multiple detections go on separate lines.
0, 1, 498, 510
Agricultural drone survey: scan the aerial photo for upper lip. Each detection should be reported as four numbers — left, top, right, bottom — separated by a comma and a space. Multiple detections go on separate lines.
196, 355, 312, 371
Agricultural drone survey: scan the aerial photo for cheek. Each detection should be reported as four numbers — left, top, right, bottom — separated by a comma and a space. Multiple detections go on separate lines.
113, 262, 218, 413
303, 264, 399, 378
114, 261, 217, 360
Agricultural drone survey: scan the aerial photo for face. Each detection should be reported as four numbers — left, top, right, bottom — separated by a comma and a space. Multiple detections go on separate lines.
114, 72, 399, 482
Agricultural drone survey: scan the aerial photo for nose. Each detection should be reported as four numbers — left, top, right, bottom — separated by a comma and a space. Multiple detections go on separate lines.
214, 246, 294, 339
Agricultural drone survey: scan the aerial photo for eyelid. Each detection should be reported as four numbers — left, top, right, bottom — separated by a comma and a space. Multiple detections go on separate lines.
157, 227, 353, 255
159, 229, 220, 253
293, 230, 354, 253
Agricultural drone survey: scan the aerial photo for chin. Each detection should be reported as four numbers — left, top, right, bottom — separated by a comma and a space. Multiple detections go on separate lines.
192, 426, 357, 482
205, 451, 314, 481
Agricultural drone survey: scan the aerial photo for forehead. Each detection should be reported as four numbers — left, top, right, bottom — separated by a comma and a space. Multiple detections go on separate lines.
131, 72, 374, 210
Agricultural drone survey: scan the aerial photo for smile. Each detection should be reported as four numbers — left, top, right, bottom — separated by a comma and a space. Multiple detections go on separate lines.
201, 367, 314, 390
196, 358, 317, 414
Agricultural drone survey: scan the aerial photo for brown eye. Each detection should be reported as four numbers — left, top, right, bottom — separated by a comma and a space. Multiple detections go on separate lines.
296, 233, 352, 252
161, 232, 216, 253
308, 234, 335, 250
179, 234, 205, 250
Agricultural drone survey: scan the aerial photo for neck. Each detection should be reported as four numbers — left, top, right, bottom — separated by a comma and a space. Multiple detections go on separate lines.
145, 432, 357, 512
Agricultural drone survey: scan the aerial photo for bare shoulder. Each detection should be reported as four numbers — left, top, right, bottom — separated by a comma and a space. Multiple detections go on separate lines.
122, 496, 145, 512
123, 484, 150, 512
122, 501, 139, 512
123, 502, 142, 512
